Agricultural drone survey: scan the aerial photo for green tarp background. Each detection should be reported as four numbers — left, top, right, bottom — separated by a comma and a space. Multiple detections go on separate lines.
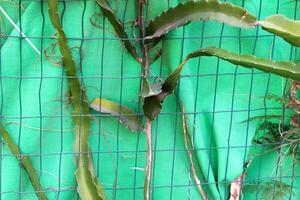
0, 0, 300, 199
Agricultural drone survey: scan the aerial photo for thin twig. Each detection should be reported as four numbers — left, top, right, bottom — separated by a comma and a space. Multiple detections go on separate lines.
181, 105, 207, 200
2, 121, 71, 132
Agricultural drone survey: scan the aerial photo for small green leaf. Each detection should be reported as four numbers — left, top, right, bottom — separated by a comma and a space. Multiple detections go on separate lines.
96, 0, 141, 62
90, 98, 144, 132
144, 46, 300, 120
262, 15, 300, 47
145, 0, 257, 44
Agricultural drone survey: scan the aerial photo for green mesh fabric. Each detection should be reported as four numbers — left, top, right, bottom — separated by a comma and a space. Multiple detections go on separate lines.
0, 0, 299, 199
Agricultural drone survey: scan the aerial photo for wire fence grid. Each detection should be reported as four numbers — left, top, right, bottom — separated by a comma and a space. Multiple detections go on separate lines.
0, 0, 299, 199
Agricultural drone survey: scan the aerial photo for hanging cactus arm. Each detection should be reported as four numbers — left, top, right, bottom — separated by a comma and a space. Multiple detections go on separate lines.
198, 47, 300, 81
145, 0, 257, 45
96, 0, 141, 63
0, 125, 48, 200
47, 1, 106, 199
143, 47, 300, 121
261, 15, 300, 47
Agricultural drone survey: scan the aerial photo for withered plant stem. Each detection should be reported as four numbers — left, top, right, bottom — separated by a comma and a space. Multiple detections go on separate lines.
181, 106, 208, 200
144, 118, 152, 200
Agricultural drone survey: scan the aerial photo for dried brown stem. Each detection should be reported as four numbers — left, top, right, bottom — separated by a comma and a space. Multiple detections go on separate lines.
138, 0, 145, 48
138, 0, 149, 76
229, 160, 251, 200
181, 105, 207, 200
229, 172, 246, 200
143, 45, 149, 77
138, 1, 152, 199
144, 118, 152, 200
